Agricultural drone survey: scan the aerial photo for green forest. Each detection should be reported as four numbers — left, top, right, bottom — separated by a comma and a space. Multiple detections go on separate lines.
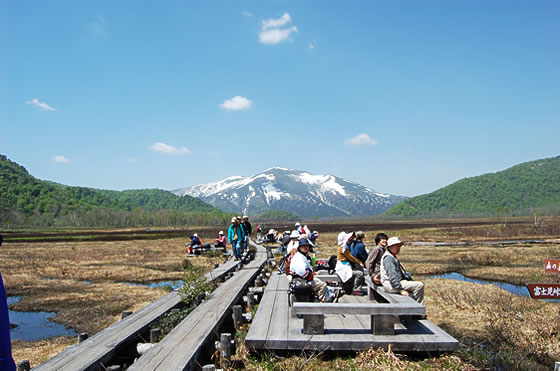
385, 156, 560, 218
0, 155, 233, 228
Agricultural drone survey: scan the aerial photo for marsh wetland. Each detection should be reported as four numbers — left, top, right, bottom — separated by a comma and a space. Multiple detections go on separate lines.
2, 217, 560, 369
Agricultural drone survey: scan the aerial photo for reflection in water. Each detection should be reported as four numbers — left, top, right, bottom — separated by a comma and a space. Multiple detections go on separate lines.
426, 272, 530, 296
8, 296, 77, 341
122, 280, 184, 290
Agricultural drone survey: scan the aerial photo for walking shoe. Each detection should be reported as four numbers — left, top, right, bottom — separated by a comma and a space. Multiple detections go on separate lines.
352, 290, 364, 296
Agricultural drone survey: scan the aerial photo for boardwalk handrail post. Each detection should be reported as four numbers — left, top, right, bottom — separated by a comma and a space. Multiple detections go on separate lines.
121, 310, 133, 319
17, 360, 30, 371
220, 333, 232, 369
150, 328, 161, 343
247, 292, 256, 311
232, 305, 243, 329
78, 332, 89, 343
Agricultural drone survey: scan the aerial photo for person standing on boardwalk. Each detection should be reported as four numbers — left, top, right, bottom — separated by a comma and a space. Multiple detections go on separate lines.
242, 215, 252, 252
365, 232, 389, 285
380, 237, 424, 304
228, 217, 245, 260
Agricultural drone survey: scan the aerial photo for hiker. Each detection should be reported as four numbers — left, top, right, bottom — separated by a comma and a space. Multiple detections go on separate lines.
242, 215, 252, 251
309, 230, 320, 244
335, 232, 365, 296
380, 237, 424, 304
350, 231, 368, 264
214, 231, 227, 248
289, 238, 334, 302
295, 222, 303, 235
187, 233, 202, 255
365, 232, 389, 285
228, 217, 245, 260
286, 230, 301, 255
278, 230, 290, 253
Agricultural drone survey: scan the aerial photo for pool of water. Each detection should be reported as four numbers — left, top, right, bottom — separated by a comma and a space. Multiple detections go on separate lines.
8, 296, 77, 341
425, 272, 530, 297
121, 280, 184, 290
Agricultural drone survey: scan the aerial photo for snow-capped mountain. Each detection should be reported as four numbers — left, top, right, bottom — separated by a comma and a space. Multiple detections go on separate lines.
173, 167, 407, 218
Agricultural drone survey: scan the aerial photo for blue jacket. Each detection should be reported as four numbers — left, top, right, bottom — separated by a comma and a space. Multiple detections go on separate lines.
227, 223, 245, 242
351, 239, 368, 264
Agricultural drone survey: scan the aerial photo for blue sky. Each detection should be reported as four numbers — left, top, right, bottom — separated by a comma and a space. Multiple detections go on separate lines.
1, 1, 558, 197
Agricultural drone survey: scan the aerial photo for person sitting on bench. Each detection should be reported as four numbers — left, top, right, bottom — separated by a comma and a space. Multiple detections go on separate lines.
380, 237, 424, 304
289, 238, 331, 302
187, 233, 202, 254
335, 232, 365, 296
365, 232, 388, 285
214, 231, 226, 248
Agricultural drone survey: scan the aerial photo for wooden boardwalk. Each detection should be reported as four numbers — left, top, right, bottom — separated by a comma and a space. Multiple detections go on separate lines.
245, 272, 459, 352
128, 245, 268, 370
34, 254, 242, 371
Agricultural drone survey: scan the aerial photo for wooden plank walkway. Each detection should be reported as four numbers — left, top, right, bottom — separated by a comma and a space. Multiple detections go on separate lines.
128, 245, 267, 370
34, 254, 241, 371
245, 272, 459, 352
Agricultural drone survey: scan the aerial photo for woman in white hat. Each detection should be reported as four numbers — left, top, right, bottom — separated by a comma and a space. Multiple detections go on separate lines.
335, 232, 365, 296
380, 237, 424, 304
214, 231, 226, 248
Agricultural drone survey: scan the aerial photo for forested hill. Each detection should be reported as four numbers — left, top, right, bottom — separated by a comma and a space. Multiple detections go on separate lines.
385, 156, 560, 218
0, 155, 229, 227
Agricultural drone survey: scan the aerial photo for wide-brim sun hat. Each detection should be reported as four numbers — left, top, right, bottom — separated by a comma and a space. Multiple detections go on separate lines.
219, 231, 224, 235
298, 238, 311, 247
290, 230, 300, 239
231, 217, 237, 223
337, 231, 354, 246
387, 237, 403, 247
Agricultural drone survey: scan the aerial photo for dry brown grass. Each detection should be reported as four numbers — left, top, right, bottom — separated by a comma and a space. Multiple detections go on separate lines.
4, 219, 560, 369
1, 238, 223, 367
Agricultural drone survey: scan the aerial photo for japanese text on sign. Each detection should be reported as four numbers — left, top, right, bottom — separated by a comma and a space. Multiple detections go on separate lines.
527, 283, 560, 299
544, 258, 560, 274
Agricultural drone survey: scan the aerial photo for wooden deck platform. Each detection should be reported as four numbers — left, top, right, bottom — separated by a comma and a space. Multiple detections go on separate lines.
245, 273, 459, 352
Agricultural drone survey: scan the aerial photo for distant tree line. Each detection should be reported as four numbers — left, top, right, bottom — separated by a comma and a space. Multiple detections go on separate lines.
0, 154, 232, 228
385, 156, 560, 217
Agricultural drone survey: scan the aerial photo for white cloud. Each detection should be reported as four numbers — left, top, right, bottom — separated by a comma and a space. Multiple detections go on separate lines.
26, 98, 56, 111
219, 96, 253, 111
262, 13, 291, 29
150, 142, 190, 155
243, 11, 253, 17
259, 26, 298, 45
88, 16, 107, 38
306, 43, 315, 53
53, 155, 71, 163
344, 134, 378, 146
259, 13, 298, 45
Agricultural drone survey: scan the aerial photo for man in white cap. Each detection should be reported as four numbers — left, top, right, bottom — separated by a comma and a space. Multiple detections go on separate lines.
289, 238, 334, 302
380, 237, 424, 304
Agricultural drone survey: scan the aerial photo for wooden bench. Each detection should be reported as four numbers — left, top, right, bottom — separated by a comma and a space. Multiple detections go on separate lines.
292, 302, 425, 335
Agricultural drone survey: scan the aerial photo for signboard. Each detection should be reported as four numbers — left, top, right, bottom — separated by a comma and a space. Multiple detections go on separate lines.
544, 258, 560, 274
527, 283, 560, 299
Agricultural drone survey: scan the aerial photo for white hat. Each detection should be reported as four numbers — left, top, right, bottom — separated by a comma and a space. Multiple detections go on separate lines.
231, 217, 237, 223
295, 222, 301, 227
337, 231, 354, 246
290, 230, 300, 239
243, 215, 248, 219
193, 233, 198, 237
219, 231, 224, 235
387, 237, 403, 248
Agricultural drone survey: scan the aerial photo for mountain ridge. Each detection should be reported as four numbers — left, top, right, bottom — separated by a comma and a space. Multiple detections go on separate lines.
173, 167, 407, 218
385, 155, 560, 217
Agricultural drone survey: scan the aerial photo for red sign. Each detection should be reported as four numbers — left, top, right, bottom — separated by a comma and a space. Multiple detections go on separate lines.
544, 258, 560, 273
527, 283, 560, 299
